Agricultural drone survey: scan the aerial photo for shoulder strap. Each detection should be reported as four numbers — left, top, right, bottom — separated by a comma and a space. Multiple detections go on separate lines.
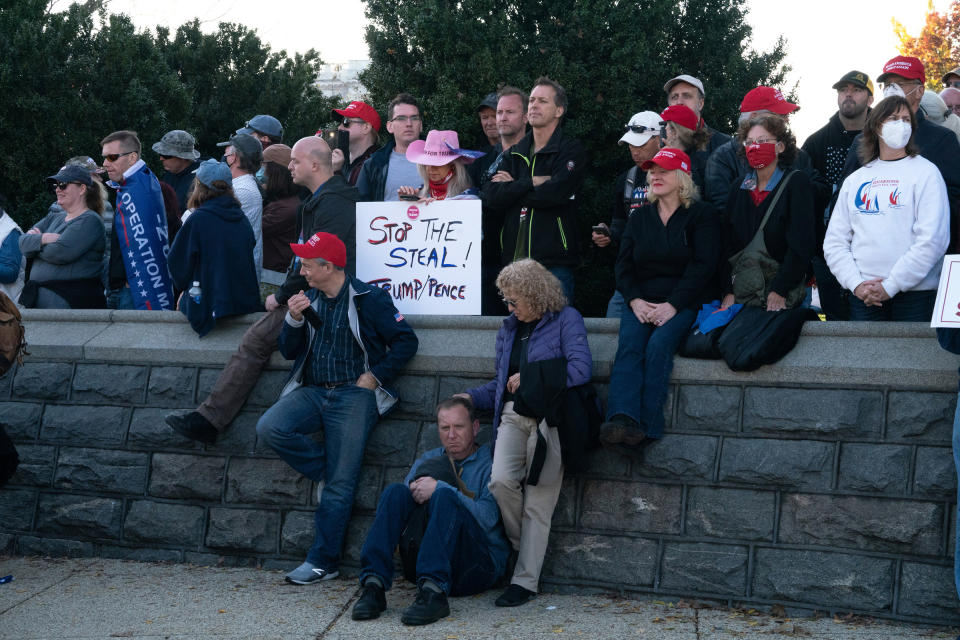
754, 170, 798, 234
623, 166, 639, 199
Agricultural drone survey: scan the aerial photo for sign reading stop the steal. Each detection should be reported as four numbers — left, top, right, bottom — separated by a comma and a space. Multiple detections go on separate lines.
356, 200, 481, 315
932, 255, 960, 327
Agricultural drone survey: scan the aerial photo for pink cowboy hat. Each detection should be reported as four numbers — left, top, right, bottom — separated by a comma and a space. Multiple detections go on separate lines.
405, 130, 485, 166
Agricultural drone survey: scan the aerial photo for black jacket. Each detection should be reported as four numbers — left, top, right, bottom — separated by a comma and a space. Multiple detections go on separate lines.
481, 127, 587, 267
275, 174, 359, 305
836, 110, 960, 249
616, 200, 722, 310
705, 125, 733, 155
470, 143, 508, 267
704, 140, 830, 217
801, 111, 864, 191
342, 143, 379, 187
355, 139, 396, 201
161, 160, 202, 213
722, 170, 816, 298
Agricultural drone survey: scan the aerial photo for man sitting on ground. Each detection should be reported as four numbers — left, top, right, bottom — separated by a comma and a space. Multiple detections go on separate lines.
352, 396, 508, 626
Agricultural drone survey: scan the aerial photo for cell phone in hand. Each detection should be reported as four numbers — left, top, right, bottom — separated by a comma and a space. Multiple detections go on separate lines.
399, 192, 420, 201
592, 225, 610, 236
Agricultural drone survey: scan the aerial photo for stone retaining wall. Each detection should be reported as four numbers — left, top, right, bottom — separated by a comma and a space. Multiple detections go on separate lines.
1, 310, 959, 625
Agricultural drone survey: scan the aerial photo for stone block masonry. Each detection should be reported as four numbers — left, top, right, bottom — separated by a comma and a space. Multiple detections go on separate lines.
2, 311, 959, 625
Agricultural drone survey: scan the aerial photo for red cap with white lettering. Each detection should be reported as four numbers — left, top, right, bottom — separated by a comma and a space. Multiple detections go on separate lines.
641, 147, 691, 174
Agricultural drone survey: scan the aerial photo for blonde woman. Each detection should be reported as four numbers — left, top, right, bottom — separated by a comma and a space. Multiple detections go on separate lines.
601, 148, 721, 446
397, 129, 481, 202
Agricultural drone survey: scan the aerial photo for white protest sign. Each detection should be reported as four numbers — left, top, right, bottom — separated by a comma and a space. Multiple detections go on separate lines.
356, 200, 481, 315
932, 255, 960, 327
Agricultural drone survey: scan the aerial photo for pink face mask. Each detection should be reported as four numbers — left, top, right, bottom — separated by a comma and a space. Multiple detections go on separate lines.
745, 142, 778, 169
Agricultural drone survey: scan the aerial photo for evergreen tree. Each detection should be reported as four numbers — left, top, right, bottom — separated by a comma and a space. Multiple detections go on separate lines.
360, 0, 788, 315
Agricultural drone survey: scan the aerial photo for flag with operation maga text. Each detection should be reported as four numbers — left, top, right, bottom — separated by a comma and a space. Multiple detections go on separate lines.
108, 161, 174, 310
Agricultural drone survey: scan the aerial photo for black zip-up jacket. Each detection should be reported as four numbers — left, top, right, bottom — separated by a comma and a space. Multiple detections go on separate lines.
801, 111, 865, 191
355, 139, 396, 202
481, 126, 587, 267
275, 174, 359, 305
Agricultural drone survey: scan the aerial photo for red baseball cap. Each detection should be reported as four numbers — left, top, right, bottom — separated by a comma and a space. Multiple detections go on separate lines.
660, 104, 698, 131
641, 147, 692, 174
877, 55, 925, 84
332, 101, 381, 132
739, 86, 798, 115
290, 232, 347, 268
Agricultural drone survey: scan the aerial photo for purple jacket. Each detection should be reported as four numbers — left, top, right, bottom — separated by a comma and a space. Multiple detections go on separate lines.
467, 305, 592, 431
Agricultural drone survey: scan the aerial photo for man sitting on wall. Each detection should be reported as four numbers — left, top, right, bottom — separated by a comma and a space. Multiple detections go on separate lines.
352, 396, 509, 626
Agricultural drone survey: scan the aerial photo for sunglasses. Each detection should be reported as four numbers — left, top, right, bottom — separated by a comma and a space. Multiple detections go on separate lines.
53, 181, 79, 191
102, 150, 135, 162
625, 124, 657, 134
340, 118, 364, 128
159, 154, 173, 160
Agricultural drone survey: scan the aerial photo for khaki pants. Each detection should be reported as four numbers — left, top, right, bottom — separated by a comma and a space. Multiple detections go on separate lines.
198, 307, 286, 431
489, 401, 564, 592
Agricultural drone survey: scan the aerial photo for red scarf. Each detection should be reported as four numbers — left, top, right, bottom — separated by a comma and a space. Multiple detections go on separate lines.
428, 170, 454, 200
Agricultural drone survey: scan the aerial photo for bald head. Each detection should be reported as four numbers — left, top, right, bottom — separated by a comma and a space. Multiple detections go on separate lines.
941, 87, 960, 117
289, 136, 333, 191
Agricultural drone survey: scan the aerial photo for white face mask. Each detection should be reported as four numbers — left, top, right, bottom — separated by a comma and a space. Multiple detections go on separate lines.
882, 83, 907, 99
880, 119, 912, 149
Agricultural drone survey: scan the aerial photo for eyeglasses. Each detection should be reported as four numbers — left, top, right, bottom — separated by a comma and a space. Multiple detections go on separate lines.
501, 296, 517, 307
53, 182, 79, 191
390, 115, 421, 124
102, 151, 135, 163
948, 81, 960, 89
625, 125, 657, 134
743, 137, 778, 146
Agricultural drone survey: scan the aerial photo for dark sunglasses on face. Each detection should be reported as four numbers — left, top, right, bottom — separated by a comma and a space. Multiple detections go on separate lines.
159, 154, 173, 160
625, 124, 657, 134
53, 182, 78, 191
102, 150, 135, 163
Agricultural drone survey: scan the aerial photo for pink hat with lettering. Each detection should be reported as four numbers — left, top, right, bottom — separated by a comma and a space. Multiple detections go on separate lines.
405, 130, 485, 166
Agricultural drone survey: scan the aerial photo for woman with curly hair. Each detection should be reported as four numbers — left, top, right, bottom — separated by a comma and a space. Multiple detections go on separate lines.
721, 113, 816, 311
459, 259, 592, 607
601, 148, 721, 446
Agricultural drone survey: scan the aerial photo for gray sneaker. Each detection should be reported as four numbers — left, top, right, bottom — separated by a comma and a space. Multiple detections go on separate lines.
284, 562, 339, 585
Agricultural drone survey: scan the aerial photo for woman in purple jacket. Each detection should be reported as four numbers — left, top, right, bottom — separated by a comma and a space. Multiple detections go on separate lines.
460, 259, 592, 608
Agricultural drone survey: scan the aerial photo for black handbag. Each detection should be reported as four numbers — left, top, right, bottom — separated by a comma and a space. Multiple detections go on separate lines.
678, 325, 723, 359
717, 305, 818, 371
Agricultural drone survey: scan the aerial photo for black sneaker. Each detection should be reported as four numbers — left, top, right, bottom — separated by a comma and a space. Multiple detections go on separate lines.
165, 411, 217, 444
401, 588, 449, 626
352, 583, 386, 620
494, 583, 536, 607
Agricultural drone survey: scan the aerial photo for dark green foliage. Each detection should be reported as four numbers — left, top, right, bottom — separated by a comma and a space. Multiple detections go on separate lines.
360, 0, 788, 316
0, 1, 335, 228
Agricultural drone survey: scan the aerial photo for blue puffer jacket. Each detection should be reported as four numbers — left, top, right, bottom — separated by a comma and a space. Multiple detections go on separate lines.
467, 305, 592, 431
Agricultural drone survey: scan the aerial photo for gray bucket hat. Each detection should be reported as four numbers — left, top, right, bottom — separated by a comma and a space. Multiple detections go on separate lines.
152, 130, 201, 160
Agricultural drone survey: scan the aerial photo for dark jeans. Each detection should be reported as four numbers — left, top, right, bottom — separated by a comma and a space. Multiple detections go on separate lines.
256, 383, 379, 571
547, 266, 575, 304
848, 289, 936, 322
359, 483, 500, 596
606, 306, 695, 439
810, 257, 848, 320
106, 285, 135, 310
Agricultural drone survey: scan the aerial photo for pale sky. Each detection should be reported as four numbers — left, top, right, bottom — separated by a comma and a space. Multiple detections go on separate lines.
80, 0, 946, 141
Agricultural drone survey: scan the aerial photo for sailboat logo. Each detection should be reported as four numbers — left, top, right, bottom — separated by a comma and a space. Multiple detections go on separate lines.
855, 181, 881, 214
888, 186, 903, 208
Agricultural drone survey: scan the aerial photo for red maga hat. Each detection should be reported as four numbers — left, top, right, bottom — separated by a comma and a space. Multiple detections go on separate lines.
739, 86, 798, 115
877, 56, 925, 84
660, 104, 699, 131
333, 101, 381, 132
290, 232, 347, 268
641, 147, 692, 174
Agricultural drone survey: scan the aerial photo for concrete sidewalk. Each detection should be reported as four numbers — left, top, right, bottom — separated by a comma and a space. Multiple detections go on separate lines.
0, 556, 955, 639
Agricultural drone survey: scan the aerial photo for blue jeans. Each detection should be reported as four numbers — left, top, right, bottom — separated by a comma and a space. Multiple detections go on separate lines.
606, 291, 626, 319
848, 289, 936, 322
256, 384, 379, 570
106, 286, 135, 310
547, 266, 575, 304
605, 306, 695, 439
359, 483, 500, 596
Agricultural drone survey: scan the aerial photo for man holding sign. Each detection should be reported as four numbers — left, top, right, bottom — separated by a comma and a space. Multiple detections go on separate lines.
257, 231, 418, 585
